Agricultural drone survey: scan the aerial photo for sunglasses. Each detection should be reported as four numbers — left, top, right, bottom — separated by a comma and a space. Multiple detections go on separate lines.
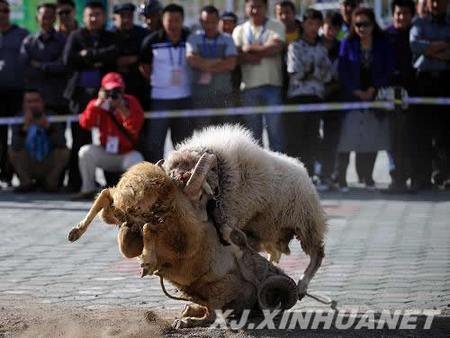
57, 9, 71, 16
0, 8, 10, 14
355, 21, 372, 28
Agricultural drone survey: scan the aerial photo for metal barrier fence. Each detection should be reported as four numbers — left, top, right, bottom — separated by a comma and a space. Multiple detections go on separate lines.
0, 96, 449, 126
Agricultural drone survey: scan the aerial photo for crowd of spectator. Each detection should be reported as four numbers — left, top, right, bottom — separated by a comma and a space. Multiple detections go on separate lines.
0, 0, 449, 199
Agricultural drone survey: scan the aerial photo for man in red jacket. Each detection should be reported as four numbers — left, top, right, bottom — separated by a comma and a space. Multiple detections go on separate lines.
75, 72, 144, 199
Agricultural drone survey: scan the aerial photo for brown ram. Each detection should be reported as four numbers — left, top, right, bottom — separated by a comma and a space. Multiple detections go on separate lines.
68, 162, 298, 328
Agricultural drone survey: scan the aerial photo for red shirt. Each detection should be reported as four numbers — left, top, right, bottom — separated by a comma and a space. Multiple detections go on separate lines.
79, 94, 144, 154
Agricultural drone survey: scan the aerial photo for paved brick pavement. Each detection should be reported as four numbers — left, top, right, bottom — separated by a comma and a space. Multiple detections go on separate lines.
1, 188, 449, 313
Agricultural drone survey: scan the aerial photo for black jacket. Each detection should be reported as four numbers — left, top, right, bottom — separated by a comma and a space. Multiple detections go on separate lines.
63, 28, 118, 100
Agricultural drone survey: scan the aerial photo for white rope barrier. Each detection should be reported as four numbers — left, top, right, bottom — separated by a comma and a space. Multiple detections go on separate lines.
0, 96, 448, 126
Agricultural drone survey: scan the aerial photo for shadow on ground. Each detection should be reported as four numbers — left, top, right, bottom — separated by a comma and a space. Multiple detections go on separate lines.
1, 187, 450, 205
320, 187, 450, 202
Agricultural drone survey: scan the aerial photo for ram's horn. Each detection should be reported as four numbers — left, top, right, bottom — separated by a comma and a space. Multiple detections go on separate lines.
257, 275, 298, 311
202, 181, 213, 196
156, 159, 165, 168
184, 153, 216, 198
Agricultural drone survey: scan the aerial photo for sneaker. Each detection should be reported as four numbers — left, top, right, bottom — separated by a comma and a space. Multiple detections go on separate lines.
71, 191, 97, 201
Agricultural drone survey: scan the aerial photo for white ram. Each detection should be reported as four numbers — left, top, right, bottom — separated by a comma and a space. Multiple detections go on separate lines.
163, 124, 327, 298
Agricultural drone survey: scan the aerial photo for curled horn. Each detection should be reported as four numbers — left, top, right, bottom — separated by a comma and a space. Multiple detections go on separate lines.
156, 159, 165, 168
257, 275, 298, 311
184, 153, 217, 199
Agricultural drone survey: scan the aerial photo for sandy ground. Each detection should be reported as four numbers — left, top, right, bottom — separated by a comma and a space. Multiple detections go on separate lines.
0, 301, 169, 338
1, 300, 449, 338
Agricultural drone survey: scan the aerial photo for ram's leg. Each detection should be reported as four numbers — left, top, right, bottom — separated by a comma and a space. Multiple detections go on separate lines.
180, 304, 208, 318
140, 223, 159, 277
297, 244, 325, 300
172, 306, 216, 329
263, 243, 282, 263
117, 223, 143, 258
68, 189, 112, 242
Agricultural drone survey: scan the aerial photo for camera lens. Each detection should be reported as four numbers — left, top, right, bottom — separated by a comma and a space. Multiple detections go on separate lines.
108, 89, 121, 100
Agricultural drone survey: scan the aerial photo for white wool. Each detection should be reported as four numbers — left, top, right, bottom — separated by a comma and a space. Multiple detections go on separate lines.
168, 124, 327, 258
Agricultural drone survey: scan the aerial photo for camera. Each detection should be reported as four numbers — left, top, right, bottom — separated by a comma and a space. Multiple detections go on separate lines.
107, 88, 122, 100
32, 109, 43, 119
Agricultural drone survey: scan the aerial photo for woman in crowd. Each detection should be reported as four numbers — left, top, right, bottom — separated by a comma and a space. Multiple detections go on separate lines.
336, 7, 394, 191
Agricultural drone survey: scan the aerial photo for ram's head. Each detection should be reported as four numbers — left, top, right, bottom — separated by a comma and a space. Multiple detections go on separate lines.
161, 152, 218, 221
68, 158, 217, 261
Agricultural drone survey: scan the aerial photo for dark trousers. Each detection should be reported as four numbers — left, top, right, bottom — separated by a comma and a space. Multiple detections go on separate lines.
9, 147, 70, 190
143, 97, 194, 163
336, 152, 377, 186
0, 89, 23, 182
282, 96, 321, 176
123, 72, 150, 110
389, 109, 411, 186
67, 88, 95, 191
320, 112, 342, 179
410, 71, 450, 187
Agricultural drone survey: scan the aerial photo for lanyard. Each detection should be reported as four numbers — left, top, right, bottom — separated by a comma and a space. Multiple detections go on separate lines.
246, 19, 267, 45
202, 34, 219, 58
168, 43, 184, 68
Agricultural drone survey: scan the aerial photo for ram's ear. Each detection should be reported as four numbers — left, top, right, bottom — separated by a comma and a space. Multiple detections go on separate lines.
184, 153, 217, 201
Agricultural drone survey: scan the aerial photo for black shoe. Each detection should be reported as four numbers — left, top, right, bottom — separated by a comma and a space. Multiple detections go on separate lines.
71, 191, 97, 201
381, 182, 408, 194
13, 184, 35, 193
408, 181, 433, 193
338, 181, 349, 193
43, 185, 60, 193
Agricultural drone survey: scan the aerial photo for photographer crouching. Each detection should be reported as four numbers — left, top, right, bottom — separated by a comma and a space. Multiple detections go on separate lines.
9, 89, 70, 192
74, 72, 144, 200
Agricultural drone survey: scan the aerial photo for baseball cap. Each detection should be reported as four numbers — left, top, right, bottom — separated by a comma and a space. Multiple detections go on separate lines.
101, 72, 125, 90
113, 3, 136, 14
139, 0, 162, 16
220, 11, 238, 22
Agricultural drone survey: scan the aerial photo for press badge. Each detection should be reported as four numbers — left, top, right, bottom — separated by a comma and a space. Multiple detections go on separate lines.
171, 69, 183, 86
198, 72, 212, 85
105, 136, 119, 154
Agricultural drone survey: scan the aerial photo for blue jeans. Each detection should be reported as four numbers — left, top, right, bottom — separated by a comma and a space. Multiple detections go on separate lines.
241, 85, 283, 151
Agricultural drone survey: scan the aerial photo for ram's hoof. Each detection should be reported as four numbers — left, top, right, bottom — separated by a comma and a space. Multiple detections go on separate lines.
68, 228, 81, 242
140, 267, 149, 278
297, 280, 307, 301
172, 318, 190, 329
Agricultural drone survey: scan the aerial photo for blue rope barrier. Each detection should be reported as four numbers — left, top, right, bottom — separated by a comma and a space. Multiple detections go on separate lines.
0, 96, 447, 125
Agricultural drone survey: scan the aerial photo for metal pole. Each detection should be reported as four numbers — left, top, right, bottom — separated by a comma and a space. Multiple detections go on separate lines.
225, 0, 234, 11
374, 0, 383, 24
